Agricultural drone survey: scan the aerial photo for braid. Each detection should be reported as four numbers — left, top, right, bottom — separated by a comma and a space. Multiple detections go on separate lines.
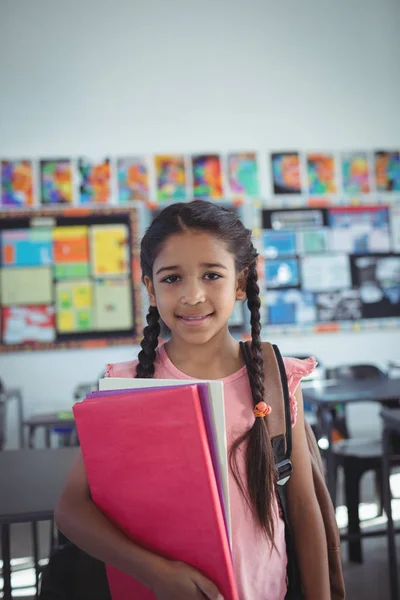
135, 306, 160, 378
229, 256, 277, 543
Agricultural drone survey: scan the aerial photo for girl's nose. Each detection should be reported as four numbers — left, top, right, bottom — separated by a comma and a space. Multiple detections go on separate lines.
180, 280, 206, 305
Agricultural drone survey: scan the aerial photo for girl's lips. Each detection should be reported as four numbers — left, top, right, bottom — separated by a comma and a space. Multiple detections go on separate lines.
177, 313, 213, 326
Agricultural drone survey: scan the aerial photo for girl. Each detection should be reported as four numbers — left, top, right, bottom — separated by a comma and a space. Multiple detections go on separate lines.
56, 201, 330, 600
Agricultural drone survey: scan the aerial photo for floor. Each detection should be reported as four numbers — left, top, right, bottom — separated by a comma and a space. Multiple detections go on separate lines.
1, 471, 399, 599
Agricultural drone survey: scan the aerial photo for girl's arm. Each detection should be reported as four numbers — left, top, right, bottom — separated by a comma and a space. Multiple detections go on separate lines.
286, 386, 331, 600
55, 451, 223, 600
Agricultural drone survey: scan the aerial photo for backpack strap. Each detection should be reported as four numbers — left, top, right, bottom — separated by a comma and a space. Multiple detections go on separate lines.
240, 341, 293, 485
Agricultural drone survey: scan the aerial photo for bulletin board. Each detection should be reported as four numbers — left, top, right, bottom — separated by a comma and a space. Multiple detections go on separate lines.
0, 207, 143, 352
255, 204, 400, 334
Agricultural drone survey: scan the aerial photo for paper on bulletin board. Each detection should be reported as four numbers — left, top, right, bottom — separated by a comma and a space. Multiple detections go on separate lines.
391, 206, 400, 252
53, 226, 90, 279
307, 153, 336, 195
375, 151, 400, 191
90, 224, 130, 277
266, 289, 317, 325
0, 267, 53, 305
94, 278, 133, 330
2, 305, 56, 345
78, 157, 111, 204
341, 152, 370, 194
56, 280, 93, 333
270, 209, 324, 230
316, 290, 363, 322
296, 229, 329, 254
262, 230, 297, 258
1, 229, 53, 267
301, 254, 351, 292
328, 206, 390, 254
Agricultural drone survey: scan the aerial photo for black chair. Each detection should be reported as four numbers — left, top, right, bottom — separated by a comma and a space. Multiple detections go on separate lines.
326, 364, 400, 563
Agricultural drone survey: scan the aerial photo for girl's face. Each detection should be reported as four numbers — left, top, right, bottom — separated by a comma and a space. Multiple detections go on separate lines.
144, 230, 246, 346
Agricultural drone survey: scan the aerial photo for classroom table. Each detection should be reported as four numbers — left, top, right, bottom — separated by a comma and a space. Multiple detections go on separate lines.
381, 407, 400, 600
0, 447, 78, 600
302, 377, 400, 501
23, 412, 76, 448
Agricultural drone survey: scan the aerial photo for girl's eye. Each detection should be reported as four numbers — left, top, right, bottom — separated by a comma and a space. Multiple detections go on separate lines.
204, 272, 222, 281
162, 275, 181, 284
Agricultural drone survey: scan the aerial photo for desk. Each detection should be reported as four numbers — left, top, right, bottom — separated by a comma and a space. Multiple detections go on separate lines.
381, 408, 400, 600
303, 377, 400, 500
0, 448, 78, 600
24, 412, 76, 448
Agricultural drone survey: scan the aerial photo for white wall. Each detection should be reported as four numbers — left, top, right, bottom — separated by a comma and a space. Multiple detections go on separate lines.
1, 0, 400, 446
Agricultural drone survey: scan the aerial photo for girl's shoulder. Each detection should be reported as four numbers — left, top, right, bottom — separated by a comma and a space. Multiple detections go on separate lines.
281, 355, 318, 426
105, 360, 138, 378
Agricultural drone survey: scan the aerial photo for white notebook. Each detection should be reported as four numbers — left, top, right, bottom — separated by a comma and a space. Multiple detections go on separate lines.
99, 377, 231, 541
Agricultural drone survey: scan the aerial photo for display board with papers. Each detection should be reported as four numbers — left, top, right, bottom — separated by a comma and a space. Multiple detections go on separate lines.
256, 205, 400, 333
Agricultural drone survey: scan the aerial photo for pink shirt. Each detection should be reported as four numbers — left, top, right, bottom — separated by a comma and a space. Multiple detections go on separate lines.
105, 344, 316, 600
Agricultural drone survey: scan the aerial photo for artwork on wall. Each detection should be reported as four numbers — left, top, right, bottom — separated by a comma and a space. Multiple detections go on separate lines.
0, 207, 142, 352
155, 155, 186, 202
307, 153, 336, 195
341, 152, 370, 194
227, 152, 259, 196
78, 157, 111, 204
374, 151, 400, 191
271, 152, 302, 194
1, 160, 34, 207
117, 157, 150, 203
192, 154, 223, 199
40, 159, 74, 205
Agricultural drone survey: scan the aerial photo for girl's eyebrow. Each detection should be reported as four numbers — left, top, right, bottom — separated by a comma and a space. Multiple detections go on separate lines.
155, 262, 228, 276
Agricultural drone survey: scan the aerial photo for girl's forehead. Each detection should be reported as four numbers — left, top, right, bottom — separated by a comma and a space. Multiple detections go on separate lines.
160, 230, 230, 255
154, 231, 235, 265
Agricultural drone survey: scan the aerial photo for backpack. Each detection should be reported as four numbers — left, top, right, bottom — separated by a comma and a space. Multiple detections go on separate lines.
240, 341, 345, 600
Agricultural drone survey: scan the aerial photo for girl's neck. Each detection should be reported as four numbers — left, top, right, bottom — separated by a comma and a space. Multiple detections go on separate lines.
164, 330, 244, 380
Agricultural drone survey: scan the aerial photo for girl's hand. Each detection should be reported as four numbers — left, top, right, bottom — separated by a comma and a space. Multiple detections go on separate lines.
152, 560, 224, 600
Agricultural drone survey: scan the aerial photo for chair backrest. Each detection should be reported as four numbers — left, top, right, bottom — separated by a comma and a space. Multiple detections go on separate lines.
326, 364, 387, 381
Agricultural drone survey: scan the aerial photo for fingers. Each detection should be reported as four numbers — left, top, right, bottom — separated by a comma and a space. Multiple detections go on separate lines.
193, 574, 224, 600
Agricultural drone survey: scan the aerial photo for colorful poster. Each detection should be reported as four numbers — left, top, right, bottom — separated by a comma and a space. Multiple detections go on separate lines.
301, 254, 351, 292
53, 226, 90, 279
117, 157, 149, 203
307, 153, 336, 194
94, 279, 133, 330
267, 290, 316, 325
1, 229, 53, 266
329, 206, 390, 254
78, 158, 111, 204
1, 160, 34, 207
375, 151, 400, 191
2, 305, 55, 345
56, 281, 93, 333
271, 152, 302, 194
227, 153, 259, 196
40, 159, 73, 204
265, 259, 300, 288
341, 152, 370, 193
262, 230, 297, 258
155, 155, 186, 202
316, 290, 362, 322
297, 229, 329, 254
0, 267, 52, 305
90, 224, 129, 277
192, 154, 223, 199
352, 255, 400, 318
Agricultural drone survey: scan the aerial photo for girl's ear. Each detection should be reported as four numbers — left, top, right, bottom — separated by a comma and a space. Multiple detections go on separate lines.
144, 276, 157, 307
236, 268, 248, 301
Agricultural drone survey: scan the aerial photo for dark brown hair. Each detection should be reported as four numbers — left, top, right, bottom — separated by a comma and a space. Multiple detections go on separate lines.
136, 200, 276, 541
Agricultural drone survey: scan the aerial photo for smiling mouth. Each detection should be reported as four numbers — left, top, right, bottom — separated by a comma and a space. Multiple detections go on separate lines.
177, 313, 213, 322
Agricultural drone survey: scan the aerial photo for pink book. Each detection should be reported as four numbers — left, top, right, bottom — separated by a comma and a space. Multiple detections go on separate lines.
73, 384, 238, 600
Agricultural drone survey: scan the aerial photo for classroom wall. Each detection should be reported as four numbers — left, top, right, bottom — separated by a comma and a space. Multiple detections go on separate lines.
1, 0, 400, 446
